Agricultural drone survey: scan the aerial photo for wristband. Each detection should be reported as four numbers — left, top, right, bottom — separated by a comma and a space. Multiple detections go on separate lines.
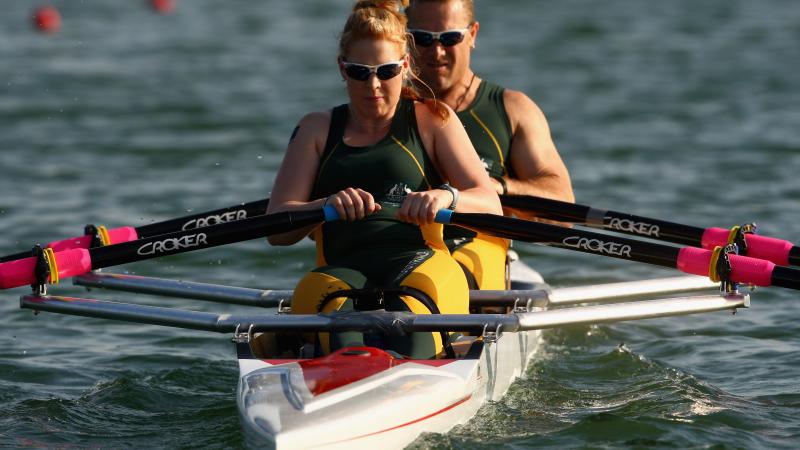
436, 184, 459, 210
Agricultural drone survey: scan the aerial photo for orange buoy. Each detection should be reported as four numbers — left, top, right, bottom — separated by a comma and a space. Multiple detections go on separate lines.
32, 6, 61, 34
150, 0, 176, 14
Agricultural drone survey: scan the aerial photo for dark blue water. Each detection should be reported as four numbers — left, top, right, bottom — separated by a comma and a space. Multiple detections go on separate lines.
2, 1, 799, 448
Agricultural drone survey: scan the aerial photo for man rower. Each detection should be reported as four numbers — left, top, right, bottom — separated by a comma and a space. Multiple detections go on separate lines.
406, 0, 574, 290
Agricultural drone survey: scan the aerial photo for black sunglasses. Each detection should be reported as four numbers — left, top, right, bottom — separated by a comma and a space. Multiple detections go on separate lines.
341, 59, 405, 81
408, 27, 471, 47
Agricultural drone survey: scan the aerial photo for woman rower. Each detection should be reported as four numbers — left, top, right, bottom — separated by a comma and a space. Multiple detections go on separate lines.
266, 0, 501, 358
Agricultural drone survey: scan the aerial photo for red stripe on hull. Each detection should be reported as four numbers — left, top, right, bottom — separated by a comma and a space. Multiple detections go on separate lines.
261, 346, 455, 396
323, 394, 473, 446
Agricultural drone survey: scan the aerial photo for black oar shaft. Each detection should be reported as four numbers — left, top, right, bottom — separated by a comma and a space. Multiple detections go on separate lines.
790, 248, 800, 267
441, 211, 800, 290
772, 266, 800, 291
450, 212, 682, 268
501, 195, 591, 223
0, 208, 333, 290
135, 199, 269, 237
0, 250, 33, 263
501, 195, 705, 246
7, 194, 796, 269
90, 208, 322, 269
0, 199, 271, 263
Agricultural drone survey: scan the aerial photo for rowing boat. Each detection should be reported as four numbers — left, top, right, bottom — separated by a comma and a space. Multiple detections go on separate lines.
16, 263, 745, 449
235, 258, 546, 449
37, 257, 740, 449
8, 202, 794, 448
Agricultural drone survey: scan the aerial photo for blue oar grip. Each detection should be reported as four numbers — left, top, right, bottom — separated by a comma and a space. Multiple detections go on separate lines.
435, 209, 453, 224
323, 205, 340, 222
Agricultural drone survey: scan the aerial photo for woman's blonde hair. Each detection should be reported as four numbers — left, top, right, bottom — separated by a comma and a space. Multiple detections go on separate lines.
339, 0, 449, 122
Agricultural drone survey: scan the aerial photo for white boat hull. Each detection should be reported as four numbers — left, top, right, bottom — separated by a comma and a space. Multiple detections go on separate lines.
236, 262, 545, 449
238, 332, 541, 449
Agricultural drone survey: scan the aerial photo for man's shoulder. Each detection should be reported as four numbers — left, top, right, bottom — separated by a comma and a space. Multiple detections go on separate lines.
477, 78, 537, 109
501, 88, 544, 120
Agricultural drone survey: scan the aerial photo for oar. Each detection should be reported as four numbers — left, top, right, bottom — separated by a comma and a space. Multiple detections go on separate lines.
0, 199, 270, 263
436, 210, 800, 291
8, 193, 796, 269
0, 206, 334, 290
501, 194, 800, 267
6, 193, 797, 270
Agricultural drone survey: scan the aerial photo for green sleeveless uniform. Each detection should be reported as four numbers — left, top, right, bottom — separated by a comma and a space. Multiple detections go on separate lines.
293, 98, 466, 358
312, 98, 444, 284
445, 79, 513, 245
457, 80, 513, 178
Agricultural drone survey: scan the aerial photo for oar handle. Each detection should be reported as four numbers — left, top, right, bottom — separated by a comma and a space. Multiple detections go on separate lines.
435, 209, 455, 224
322, 204, 340, 221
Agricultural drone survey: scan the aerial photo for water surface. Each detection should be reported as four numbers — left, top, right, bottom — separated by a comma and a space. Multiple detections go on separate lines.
1, 1, 798, 448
